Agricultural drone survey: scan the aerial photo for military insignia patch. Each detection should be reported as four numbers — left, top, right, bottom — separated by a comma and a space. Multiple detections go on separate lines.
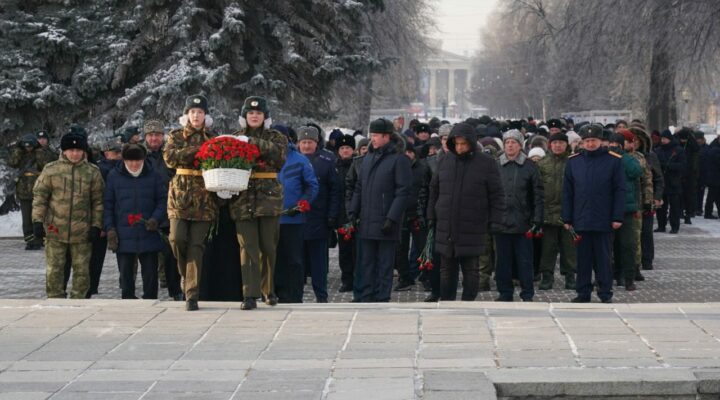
251, 101, 259, 107
193, 98, 201, 104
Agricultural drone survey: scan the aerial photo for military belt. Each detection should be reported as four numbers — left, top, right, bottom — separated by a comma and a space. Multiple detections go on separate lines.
175, 168, 203, 176
23, 172, 38, 177
251, 172, 278, 179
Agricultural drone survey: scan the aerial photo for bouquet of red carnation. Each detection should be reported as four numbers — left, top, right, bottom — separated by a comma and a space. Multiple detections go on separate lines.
195, 135, 262, 198
128, 213, 166, 241
417, 229, 435, 271
337, 222, 357, 241
525, 224, 543, 239
194, 136, 260, 170
281, 199, 312, 216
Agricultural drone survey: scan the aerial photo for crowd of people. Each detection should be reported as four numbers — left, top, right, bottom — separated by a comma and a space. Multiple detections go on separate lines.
10, 93, 715, 310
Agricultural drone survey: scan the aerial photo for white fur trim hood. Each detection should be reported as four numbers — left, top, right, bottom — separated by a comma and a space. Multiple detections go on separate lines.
179, 114, 214, 128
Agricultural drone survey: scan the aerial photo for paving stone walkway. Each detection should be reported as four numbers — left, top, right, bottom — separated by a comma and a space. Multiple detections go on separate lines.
1, 301, 720, 399
1, 217, 719, 303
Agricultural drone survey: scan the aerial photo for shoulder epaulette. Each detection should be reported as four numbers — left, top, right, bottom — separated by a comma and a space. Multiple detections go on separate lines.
568, 153, 581, 159
608, 151, 622, 159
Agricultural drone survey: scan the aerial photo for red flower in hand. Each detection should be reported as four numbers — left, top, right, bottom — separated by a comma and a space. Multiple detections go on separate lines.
128, 213, 143, 226
297, 200, 311, 213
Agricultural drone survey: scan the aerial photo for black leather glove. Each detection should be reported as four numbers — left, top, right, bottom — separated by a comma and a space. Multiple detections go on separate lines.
327, 218, 338, 229
642, 203, 652, 213
427, 219, 436, 229
89, 227, 102, 243
145, 218, 159, 231
33, 222, 45, 241
381, 219, 395, 235
286, 208, 300, 217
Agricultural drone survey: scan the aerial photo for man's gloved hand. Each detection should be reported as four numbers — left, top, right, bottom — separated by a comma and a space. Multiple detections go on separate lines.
427, 219, 436, 229
33, 222, 45, 241
642, 203, 652, 213
107, 230, 119, 252
327, 218, 338, 229
286, 208, 300, 217
381, 219, 395, 235
145, 218, 159, 231
89, 227, 102, 243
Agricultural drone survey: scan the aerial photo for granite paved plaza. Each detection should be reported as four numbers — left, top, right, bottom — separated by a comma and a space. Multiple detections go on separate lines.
1, 300, 720, 399
1, 218, 719, 302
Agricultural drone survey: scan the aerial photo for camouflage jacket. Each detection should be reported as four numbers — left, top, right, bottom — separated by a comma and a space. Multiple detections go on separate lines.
229, 126, 288, 221
628, 151, 653, 209
7, 146, 57, 200
32, 154, 104, 243
537, 149, 570, 226
163, 125, 218, 222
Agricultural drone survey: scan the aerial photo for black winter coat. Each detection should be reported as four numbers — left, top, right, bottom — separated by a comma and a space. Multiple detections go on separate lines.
336, 157, 354, 226
428, 148, 505, 258
704, 139, 720, 188
350, 134, 412, 241
405, 158, 431, 220
497, 152, 544, 233
344, 155, 364, 220
655, 141, 686, 195
304, 148, 340, 240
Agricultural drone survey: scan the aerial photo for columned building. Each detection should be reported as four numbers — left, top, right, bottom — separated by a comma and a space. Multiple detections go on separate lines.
422, 49, 474, 118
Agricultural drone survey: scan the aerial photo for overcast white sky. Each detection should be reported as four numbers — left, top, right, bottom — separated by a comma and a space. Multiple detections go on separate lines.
433, 0, 498, 56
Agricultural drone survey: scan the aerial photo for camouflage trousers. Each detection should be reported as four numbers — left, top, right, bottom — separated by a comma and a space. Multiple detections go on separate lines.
45, 240, 90, 299
169, 219, 210, 301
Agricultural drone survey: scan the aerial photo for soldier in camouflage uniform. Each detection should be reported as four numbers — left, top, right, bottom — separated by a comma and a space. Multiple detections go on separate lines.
36, 130, 59, 162
619, 128, 653, 283
32, 131, 104, 299
8, 133, 57, 250
230, 96, 287, 310
164, 94, 219, 311
537, 133, 577, 290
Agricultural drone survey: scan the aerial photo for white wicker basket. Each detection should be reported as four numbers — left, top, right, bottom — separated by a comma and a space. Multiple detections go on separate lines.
202, 168, 251, 199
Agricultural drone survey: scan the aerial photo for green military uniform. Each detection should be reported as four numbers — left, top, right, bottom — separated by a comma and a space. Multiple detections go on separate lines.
628, 150, 653, 271
229, 125, 287, 302
537, 146, 576, 289
32, 154, 104, 298
164, 124, 218, 303
8, 142, 56, 247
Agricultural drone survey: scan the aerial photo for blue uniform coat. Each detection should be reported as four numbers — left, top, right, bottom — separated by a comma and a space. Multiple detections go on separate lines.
562, 148, 626, 232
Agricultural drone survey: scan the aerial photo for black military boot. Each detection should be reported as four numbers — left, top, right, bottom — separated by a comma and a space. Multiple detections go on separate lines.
538, 273, 553, 290
564, 274, 576, 290
684, 216, 692, 224
571, 296, 590, 303
241, 297, 257, 310
265, 294, 278, 306
185, 299, 198, 311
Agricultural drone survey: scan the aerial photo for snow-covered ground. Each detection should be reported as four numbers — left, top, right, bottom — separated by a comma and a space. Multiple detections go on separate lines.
0, 211, 22, 237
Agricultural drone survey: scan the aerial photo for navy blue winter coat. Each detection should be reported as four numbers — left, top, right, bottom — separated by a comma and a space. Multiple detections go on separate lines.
97, 158, 119, 181
304, 147, 340, 240
278, 143, 319, 225
703, 139, 720, 188
562, 148, 626, 232
103, 161, 168, 253
351, 134, 412, 241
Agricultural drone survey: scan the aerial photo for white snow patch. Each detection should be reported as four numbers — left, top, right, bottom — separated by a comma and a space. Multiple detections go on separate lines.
0, 211, 23, 238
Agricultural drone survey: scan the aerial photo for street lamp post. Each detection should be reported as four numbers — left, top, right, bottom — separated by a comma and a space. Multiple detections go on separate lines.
681, 88, 691, 127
